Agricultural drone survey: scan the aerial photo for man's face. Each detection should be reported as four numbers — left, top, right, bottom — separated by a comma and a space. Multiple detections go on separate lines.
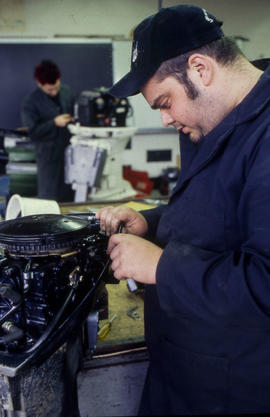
37, 79, 60, 97
141, 75, 214, 143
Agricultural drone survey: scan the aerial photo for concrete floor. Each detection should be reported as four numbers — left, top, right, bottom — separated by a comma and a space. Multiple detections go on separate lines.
77, 349, 149, 417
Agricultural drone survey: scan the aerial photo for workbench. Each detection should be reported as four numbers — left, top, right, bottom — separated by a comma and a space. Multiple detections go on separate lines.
60, 199, 158, 416
59, 199, 157, 354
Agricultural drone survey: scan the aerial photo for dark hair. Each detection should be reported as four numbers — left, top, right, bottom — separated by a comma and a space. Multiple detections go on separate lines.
34, 60, 61, 85
155, 37, 244, 99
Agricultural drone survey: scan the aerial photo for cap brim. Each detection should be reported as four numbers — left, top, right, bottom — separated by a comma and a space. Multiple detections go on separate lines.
109, 69, 154, 98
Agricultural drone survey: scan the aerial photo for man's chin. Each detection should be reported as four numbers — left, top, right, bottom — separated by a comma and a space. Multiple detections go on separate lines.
188, 130, 204, 144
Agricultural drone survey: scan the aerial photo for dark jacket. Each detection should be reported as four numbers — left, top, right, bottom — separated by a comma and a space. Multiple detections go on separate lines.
140, 65, 270, 415
21, 84, 75, 201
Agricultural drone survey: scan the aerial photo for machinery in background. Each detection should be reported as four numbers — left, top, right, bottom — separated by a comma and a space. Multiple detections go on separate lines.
0, 213, 111, 416
0, 130, 9, 175
2, 129, 37, 197
66, 88, 136, 202
0, 130, 9, 216
74, 87, 132, 128
65, 126, 137, 202
159, 167, 180, 195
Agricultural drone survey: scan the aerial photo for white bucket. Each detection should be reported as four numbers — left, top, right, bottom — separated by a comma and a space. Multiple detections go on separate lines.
5, 194, 61, 220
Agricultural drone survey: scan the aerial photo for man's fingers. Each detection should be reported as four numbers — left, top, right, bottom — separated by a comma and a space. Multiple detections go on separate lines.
96, 205, 147, 237
111, 257, 120, 273
97, 207, 123, 235
107, 234, 122, 255
111, 254, 128, 281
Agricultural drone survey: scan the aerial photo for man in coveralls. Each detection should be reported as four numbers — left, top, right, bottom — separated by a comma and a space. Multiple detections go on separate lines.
97, 4, 270, 415
21, 60, 74, 201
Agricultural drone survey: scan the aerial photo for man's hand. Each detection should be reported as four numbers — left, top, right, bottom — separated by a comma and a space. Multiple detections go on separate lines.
54, 113, 74, 127
107, 234, 162, 284
96, 205, 148, 237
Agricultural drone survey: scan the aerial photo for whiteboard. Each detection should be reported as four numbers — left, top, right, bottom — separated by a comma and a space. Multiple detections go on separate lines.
0, 39, 112, 129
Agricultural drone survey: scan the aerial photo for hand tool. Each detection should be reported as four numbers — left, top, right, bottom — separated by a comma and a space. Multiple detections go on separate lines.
117, 223, 138, 293
97, 313, 117, 340
127, 306, 140, 319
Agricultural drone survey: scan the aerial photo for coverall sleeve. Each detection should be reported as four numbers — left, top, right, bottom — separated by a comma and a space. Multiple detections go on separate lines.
156, 129, 270, 328
21, 97, 57, 141
140, 205, 166, 238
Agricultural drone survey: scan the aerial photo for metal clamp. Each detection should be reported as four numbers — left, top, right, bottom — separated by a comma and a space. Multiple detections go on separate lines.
127, 306, 140, 319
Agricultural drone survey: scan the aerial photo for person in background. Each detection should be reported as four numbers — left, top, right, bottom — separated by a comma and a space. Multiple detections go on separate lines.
21, 60, 74, 201
96, 4, 270, 416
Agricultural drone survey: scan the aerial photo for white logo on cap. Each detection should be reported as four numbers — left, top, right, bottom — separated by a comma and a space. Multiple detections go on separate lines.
132, 41, 138, 63
203, 9, 214, 23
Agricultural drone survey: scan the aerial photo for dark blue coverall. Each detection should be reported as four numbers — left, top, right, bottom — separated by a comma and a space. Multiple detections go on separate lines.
21, 84, 74, 201
139, 64, 270, 415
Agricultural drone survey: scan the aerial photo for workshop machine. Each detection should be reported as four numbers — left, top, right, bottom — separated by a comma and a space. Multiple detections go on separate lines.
65, 126, 137, 202
2, 129, 37, 197
74, 87, 131, 128
0, 213, 110, 417
66, 88, 137, 202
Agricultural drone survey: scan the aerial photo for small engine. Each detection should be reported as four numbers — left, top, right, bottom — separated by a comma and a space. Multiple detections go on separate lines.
74, 87, 132, 127
0, 213, 109, 356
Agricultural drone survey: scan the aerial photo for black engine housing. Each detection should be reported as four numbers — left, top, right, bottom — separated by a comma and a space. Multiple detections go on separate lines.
0, 214, 109, 358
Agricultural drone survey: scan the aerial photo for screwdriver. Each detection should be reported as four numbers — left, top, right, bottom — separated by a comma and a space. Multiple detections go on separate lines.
117, 223, 138, 293
97, 313, 117, 340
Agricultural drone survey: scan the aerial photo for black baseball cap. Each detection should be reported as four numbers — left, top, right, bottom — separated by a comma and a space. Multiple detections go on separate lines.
109, 4, 223, 98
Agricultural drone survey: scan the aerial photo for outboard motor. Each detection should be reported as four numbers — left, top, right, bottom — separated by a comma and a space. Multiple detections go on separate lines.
0, 213, 109, 417
74, 88, 132, 127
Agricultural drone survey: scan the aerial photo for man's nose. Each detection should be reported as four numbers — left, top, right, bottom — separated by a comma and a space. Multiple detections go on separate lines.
160, 109, 174, 127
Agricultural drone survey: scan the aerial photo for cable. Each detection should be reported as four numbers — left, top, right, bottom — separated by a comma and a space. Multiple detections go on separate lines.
26, 287, 75, 353
25, 217, 110, 353
0, 322, 24, 344
0, 285, 22, 326
26, 256, 111, 354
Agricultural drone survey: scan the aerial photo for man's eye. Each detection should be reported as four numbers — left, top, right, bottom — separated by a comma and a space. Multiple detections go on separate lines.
160, 101, 169, 109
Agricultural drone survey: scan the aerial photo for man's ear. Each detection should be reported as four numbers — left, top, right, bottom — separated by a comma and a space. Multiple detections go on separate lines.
187, 54, 214, 87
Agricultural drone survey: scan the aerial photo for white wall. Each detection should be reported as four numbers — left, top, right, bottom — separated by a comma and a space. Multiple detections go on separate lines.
1, 0, 270, 130
1, 0, 270, 60
122, 130, 180, 177
113, 40, 164, 128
